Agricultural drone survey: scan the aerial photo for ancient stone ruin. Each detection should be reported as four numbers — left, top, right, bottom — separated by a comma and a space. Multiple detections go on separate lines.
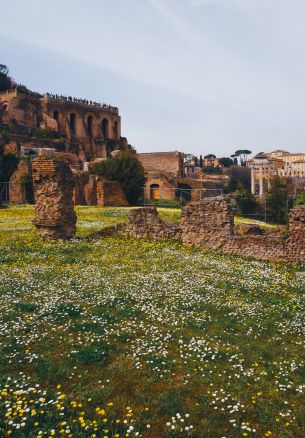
32, 154, 77, 239
125, 197, 305, 264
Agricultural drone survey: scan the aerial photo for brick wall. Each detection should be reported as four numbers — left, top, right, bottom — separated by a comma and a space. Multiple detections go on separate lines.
73, 173, 128, 207
32, 155, 76, 239
137, 152, 184, 177
125, 197, 305, 265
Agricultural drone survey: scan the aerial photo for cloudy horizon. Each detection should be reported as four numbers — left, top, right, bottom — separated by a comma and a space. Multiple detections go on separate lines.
1, 0, 305, 157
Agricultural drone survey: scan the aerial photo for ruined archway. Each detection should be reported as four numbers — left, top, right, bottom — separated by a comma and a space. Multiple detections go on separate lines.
87, 115, 93, 137
69, 113, 76, 134
150, 184, 160, 200
101, 118, 109, 138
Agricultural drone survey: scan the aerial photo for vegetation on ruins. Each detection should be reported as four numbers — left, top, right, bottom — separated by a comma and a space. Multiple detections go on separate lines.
90, 151, 146, 204
0, 205, 304, 437
0, 65, 14, 92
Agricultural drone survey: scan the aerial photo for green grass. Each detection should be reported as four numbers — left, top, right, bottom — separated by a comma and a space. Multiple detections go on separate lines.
0, 205, 304, 437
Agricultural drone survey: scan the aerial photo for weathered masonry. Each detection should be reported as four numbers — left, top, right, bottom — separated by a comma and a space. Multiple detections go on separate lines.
125, 197, 305, 264
32, 155, 77, 239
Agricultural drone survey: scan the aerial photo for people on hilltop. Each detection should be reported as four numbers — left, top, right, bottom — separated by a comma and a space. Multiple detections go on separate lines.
44, 93, 118, 112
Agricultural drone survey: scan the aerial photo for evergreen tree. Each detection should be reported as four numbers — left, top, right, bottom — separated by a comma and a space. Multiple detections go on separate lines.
266, 175, 292, 224
90, 151, 145, 204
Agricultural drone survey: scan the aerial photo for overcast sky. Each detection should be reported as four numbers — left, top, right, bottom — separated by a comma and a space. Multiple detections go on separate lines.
1, 0, 305, 157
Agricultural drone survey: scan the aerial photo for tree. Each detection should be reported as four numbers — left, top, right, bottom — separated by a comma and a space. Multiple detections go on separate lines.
266, 175, 292, 224
219, 157, 234, 168
0, 65, 14, 92
199, 154, 203, 168
232, 149, 252, 166
233, 184, 257, 215
90, 151, 145, 204
227, 177, 239, 193
0, 144, 19, 182
204, 154, 216, 159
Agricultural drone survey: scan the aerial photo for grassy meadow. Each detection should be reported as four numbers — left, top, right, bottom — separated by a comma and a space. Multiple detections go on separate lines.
0, 205, 304, 437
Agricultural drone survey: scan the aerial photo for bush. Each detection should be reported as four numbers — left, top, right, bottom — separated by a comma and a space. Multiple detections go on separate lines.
233, 187, 257, 215
90, 151, 146, 204
294, 190, 305, 207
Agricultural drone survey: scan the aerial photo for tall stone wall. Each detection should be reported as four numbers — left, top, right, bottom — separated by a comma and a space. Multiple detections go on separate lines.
126, 197, 305, 265
32, 155, 77, 239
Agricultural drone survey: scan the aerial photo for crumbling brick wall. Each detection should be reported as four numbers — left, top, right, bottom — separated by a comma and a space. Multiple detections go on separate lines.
32, 154, 77, 239
126, 198, 305, 264
96, 180, 128, 207
285, 205, 305, 263
9, 159, 32, 204
126, 207, 181, 241
181, 197, 234, 248
73, 172, 128, 207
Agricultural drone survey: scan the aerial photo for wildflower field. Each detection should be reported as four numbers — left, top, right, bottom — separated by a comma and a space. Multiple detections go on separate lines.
0, 205, 304, 438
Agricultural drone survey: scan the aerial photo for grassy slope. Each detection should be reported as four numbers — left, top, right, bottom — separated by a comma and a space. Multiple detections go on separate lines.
0, 205, 304, 438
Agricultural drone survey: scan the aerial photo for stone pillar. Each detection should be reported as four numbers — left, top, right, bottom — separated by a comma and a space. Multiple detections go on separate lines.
259, 168, 264, 197
32, 154, 77, 239
251, 168, 255, 195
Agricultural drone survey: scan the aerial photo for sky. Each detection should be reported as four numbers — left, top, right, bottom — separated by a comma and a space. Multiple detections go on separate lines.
1, 0, 305, 157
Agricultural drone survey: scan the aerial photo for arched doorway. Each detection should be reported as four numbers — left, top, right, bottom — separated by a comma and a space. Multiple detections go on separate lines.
150, 184, 160, 200
87, 115, 93, 136
177, 183, 192, 203
53, 110, 59, 122
69, 113, 76, 134
101, 118, 109, 138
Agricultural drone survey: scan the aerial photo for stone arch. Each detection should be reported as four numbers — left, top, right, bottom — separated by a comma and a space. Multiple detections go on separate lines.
87, 114, 93, 137
53, 110, 59, 122
69, 113, 76, 134
150, 184, 160, 200
101, 118, 109, 138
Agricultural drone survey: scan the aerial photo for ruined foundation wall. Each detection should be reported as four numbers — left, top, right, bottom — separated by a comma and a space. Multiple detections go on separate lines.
126, 198, 305, 264
126, 207, 181, 241
32, 155, 77, 239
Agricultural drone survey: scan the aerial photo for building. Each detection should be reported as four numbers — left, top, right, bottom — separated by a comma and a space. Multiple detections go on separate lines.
247, 150, 305, 196
0, 88, 130, 164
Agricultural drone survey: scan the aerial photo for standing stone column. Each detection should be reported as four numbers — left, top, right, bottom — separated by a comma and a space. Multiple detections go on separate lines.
32, 154, 77, 239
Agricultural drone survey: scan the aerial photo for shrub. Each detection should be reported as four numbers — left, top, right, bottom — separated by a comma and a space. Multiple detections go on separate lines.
90, 151, 145, 204
294, 190, 305, 207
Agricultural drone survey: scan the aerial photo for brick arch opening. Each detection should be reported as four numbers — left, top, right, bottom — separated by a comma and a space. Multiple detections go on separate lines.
53, 110, 59, 122
69, 113, 76, 134
150, 184, 160, 200
101, 118, 109, 138
87, 115, 93, 137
